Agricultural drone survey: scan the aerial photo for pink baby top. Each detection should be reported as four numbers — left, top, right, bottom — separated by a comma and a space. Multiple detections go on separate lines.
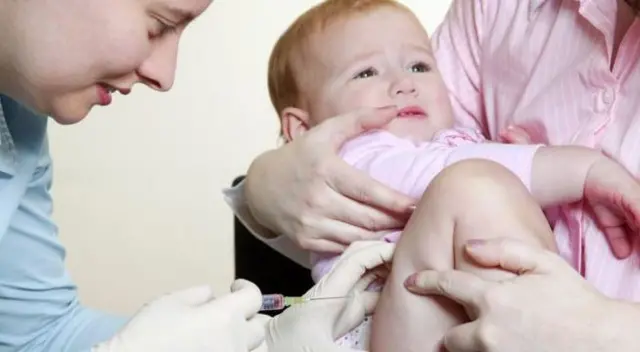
310, 128, 542, 282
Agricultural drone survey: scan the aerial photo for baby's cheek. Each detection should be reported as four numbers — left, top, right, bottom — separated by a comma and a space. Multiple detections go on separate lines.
433, 89, 455, 122
434, 88, 453, 108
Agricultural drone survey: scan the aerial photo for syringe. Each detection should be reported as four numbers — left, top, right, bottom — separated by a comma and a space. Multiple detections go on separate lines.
260, 293, 348, 311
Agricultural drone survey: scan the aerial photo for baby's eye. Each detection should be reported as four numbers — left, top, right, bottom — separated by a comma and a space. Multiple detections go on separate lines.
354, 68, 378, 79
409, 62, 432, 73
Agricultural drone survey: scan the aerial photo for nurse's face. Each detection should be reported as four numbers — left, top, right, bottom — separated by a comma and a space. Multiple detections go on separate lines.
3, 0, 211, 124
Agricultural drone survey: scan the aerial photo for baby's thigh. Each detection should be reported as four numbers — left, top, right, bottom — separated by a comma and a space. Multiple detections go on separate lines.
371, 160, 557, 351
440, 159, 557, 255
396, 159, 556, 270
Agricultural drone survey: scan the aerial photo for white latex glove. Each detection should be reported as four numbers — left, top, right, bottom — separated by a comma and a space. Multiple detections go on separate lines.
93, 279, 270, 352
265, 241, 395, 352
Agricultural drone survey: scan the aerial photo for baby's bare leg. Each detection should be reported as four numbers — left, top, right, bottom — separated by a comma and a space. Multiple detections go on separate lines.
370, 160, 557, 352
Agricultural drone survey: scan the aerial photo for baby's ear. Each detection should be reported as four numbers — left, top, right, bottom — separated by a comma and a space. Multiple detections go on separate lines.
281, 107, 310, 142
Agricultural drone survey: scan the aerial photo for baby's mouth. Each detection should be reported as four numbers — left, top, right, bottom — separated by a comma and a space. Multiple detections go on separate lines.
396, 105, 427, 118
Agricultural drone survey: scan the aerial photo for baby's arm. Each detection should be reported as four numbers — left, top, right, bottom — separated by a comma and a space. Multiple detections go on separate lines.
370, 145, 640, 352
528, 146, 603, 207
530, 145, 640, 257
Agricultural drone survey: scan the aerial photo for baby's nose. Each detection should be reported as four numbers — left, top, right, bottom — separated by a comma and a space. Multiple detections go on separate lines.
391, 77, 417, 96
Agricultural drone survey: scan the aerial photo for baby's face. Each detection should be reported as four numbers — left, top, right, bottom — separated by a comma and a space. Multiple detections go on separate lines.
298, 7, 454, 142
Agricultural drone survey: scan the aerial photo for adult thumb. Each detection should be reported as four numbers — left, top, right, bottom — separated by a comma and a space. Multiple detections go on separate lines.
316, 106, 398, 149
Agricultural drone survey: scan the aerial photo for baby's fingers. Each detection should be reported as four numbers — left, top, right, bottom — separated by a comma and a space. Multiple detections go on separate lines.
603, 226, 632, 259
622, 194, 640, 232
499, 125, 532, 144
592, 204, 633, 259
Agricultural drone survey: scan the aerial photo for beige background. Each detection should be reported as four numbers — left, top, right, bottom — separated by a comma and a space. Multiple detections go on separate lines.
48, 0, 453, 315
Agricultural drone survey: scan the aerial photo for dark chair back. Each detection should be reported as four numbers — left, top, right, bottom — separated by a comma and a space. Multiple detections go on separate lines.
232, 176, 314, 315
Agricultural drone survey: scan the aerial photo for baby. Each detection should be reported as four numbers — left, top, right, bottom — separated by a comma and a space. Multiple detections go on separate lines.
267, 0, 640, 351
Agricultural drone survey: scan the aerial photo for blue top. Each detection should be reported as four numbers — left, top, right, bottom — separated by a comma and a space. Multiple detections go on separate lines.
0, 95, 127, 351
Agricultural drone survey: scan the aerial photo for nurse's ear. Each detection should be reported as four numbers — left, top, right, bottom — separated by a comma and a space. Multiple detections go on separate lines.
281, 107, 311, 142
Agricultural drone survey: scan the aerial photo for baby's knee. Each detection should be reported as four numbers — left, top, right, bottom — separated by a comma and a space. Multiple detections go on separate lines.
422, 159, 531, 209
432, 160, 554, 251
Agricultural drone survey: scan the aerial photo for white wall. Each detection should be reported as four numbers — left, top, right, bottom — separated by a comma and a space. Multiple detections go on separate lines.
49, 0, 453, 315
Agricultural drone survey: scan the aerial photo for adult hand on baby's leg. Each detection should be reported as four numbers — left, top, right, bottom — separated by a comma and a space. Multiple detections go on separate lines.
584, 156, 640, 259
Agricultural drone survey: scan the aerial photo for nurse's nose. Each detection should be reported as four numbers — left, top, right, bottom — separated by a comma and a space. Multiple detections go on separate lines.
136, 37, 179, 91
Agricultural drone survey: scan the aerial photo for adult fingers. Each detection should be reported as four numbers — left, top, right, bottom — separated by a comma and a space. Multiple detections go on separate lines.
328, 160, 415, 217
313, 242, 395, 297
403, 270, 487, 312
443, 321, 481, 352
360, 291, 381, 315
333, 290, 368, 338
164, 284, 215, 306
296, 217, 381, 253
351, 271, 384, 313
323, 185, 410, 231
246, 314, 269, 351
304, 214, 388, 247
209, 279, 263, 319
462, 238, 569, 275
303, 237, 348, 254
310, 106, 398, 149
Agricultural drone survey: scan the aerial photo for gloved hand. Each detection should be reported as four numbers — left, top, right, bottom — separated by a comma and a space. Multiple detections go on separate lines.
93, 279, 269, 352
265, 241, 395, 351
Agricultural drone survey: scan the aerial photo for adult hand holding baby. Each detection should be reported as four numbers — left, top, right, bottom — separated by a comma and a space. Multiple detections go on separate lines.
404, 238, 640, 352
244, 106, 415, 253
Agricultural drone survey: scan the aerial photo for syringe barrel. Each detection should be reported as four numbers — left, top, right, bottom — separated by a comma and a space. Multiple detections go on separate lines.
260, 294, 285, 311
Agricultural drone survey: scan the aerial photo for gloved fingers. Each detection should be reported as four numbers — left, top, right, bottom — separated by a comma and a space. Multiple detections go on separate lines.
165, 285, 216, 307
314, 242, 395, 297
252, 313, 272, 327
333, 290, 367, 338
360, 291, 381, 315
245, 315, 268, 351
353, 270, 384, 292
251, 340, 269, 352
230, 279, 262, 295
370, 259, 392, 279
341, 240, 392, 256
206, 279, 263, 319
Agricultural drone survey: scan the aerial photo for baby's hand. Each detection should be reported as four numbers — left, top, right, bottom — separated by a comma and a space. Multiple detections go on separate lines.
499, 121, 549, 145
499, 125, 533, 144
584, 156, 640, 259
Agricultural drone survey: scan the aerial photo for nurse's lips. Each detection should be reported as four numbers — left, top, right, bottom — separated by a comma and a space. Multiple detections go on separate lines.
96, 84, 112, 106
97, 84, 132, 106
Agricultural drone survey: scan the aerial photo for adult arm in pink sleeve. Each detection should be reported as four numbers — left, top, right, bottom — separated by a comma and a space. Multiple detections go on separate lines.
431, 0, 490, 134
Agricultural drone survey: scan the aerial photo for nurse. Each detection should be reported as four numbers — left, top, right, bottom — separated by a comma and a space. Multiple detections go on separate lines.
0, 0, 391, 351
